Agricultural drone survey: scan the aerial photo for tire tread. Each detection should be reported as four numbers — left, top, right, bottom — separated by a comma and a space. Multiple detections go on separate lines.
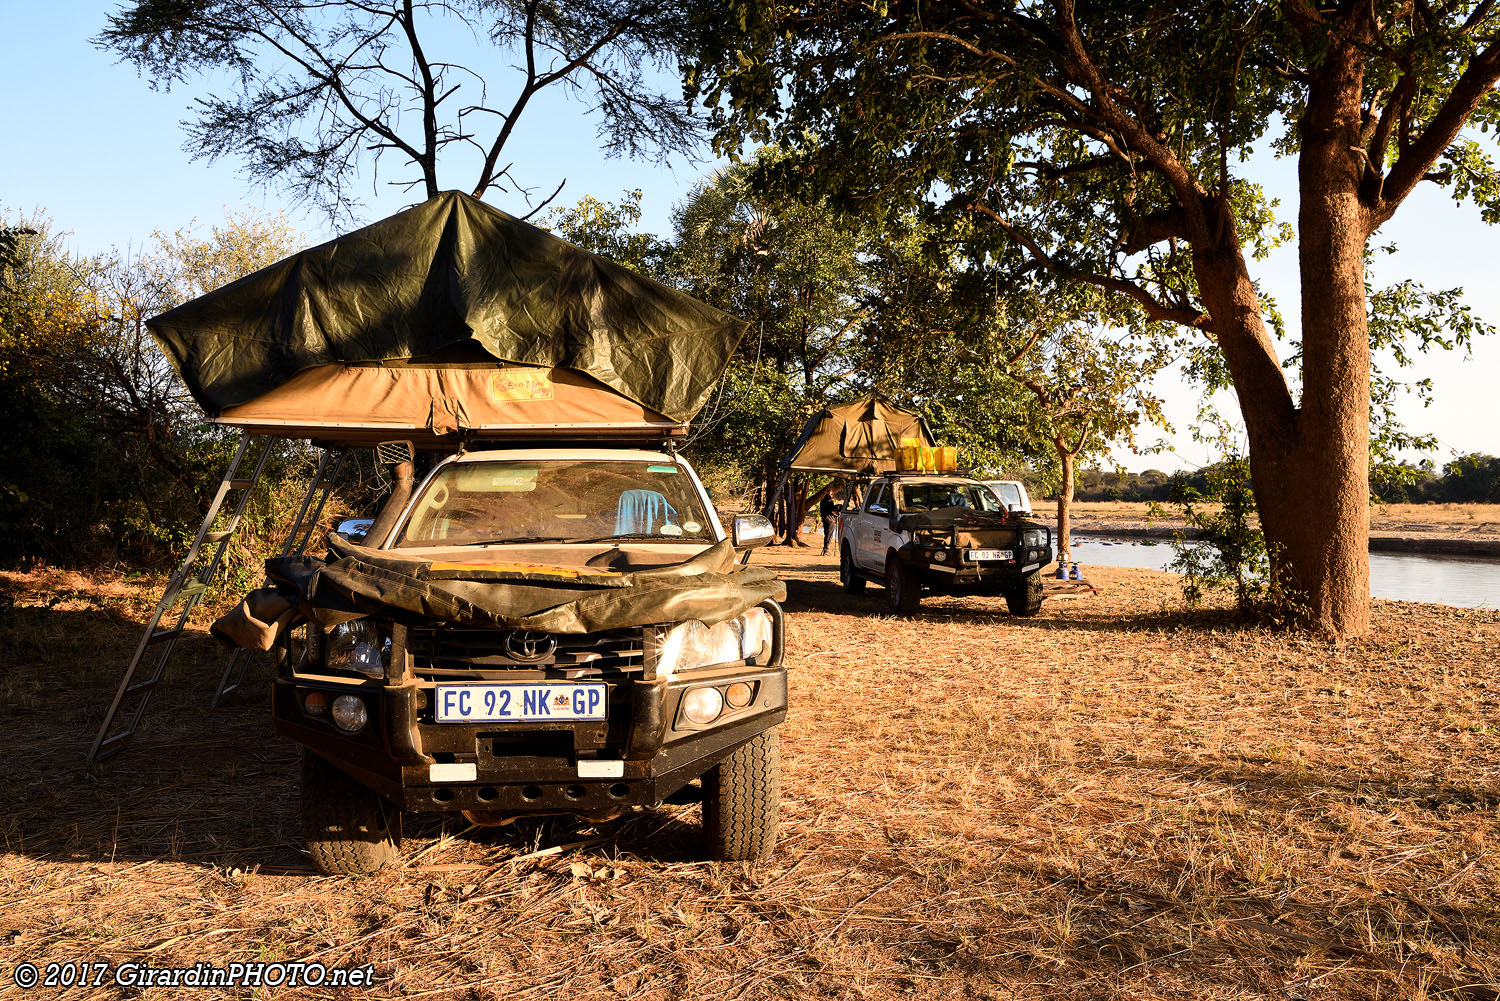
704, 727, 780, 861
302, 751, 401, 875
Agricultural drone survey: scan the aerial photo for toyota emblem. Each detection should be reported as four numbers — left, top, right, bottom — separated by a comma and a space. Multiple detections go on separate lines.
504, 630, 557, 662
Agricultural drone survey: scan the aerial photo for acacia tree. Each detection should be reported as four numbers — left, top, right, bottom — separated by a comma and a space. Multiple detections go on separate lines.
684, 2, 1500, 635
998, 309, 1169, 558
99, 0, 701, 218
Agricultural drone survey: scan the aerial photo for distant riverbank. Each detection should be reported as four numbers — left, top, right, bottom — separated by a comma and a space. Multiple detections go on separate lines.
1064, 501, 1500, 558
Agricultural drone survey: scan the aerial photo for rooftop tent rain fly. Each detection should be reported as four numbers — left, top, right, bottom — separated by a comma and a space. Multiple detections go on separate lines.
781, 396, 935, 475
147, 190, 747, 445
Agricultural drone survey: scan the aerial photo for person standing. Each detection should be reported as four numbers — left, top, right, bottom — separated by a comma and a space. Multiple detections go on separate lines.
819, 492, 838, 556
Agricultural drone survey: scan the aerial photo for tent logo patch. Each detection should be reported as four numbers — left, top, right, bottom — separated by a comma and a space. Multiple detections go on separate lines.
492, 367, 555, 402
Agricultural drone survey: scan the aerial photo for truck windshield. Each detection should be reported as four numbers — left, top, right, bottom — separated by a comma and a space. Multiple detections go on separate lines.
896, 483, 1005, 513
986, 482, 1023, 509
394, 460, 717, 548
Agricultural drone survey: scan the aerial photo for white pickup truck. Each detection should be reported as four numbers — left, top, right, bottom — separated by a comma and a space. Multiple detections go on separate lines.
838, 472, 1053, 617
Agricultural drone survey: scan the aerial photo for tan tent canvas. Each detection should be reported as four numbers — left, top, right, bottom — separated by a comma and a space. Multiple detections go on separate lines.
782, 397, 935, 474
216, 353, 679, 448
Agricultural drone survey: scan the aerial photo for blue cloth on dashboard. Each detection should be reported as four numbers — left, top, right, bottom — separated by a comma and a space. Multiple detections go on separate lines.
615, 490, 677, 534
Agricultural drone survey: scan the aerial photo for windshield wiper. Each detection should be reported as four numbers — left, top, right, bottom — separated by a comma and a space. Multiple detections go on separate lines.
564, 532, 699, 545
460, 535, 584, 546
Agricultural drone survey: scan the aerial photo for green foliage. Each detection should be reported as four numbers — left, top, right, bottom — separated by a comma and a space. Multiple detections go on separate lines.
1433, 453, 1500, 503
541, 190, 673, 283
1157, 447, 1270, 613
673, 151, 872, 396
0, 208, 306, 569
683, 359, 807, 490
1149, 413, 1276, 614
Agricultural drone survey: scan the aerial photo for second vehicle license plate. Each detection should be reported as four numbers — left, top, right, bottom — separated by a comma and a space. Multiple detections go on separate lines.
433, 683, 606, 723
966, 549, 1013, 561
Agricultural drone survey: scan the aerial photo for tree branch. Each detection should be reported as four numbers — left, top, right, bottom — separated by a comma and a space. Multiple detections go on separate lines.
967, 201, 1211, 330
1375, 35, 1500, 224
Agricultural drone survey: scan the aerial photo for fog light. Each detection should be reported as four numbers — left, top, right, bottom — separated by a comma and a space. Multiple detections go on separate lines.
681, 686, 724, 725
331, 694, 368, 733
933, 550, 948, 562
725, 682, 753, 708
303, 691, 329, 717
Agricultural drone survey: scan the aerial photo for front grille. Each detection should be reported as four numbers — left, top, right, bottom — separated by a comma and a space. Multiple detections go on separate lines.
953, 528, 1018, 548
407, 626, 646, 679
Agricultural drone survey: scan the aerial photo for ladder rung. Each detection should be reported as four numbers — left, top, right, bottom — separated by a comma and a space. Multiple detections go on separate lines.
204, 531, 233, 544
179, 581, 208, 597
125, 677, 160, 695
150, 627, 184, 643
228, 478, 255, 490
97, 731, 131, 750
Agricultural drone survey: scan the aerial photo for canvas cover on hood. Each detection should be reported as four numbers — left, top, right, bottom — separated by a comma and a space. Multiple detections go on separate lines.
211, 539, 786, 648
149, 191, 746, 425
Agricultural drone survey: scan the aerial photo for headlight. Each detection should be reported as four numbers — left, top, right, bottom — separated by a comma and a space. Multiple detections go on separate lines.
1022, 529, 1048, 548
657, 609, 771, 675
681, 687, 724, 725
325, 620, 389, 677
331, 694, 368, 732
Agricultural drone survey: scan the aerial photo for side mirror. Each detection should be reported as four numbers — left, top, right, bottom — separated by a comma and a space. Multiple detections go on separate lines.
334, 518, 375, 544
731, 514, 775, 549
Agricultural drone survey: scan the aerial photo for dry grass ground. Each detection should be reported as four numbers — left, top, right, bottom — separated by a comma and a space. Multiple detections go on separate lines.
1068, 501, 1500, 544
2, 553, 1498, 1000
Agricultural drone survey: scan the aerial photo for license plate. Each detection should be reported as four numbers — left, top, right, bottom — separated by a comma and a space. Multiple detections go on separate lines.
966, 548, 1013, 561
433, 683, 606, 723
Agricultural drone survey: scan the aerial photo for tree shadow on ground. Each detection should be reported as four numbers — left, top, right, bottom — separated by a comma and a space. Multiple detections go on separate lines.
777, 571, 1258, 634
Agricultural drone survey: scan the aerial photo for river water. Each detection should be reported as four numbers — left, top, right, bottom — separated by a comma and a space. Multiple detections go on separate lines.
1069, 535, 1499, 609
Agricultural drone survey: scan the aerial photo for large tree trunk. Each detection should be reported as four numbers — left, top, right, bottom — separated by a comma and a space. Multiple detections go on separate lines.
1054, 438, 1075, 559
1192, 40, 1372, 635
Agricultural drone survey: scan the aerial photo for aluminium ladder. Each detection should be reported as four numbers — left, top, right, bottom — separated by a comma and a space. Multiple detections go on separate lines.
210, 447, 346, 708
88, 432, 276, 762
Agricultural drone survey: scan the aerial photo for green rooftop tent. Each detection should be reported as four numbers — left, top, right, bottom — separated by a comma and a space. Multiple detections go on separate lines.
149, 190, 747, 446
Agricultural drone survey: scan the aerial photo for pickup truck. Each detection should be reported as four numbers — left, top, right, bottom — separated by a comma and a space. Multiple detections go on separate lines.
273, 446, 786, 874
838, 473, 1053, 617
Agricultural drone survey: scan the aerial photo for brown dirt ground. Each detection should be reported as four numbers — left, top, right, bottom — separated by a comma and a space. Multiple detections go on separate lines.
1, 551, 1498, 1000
1067, 501, 1500, 545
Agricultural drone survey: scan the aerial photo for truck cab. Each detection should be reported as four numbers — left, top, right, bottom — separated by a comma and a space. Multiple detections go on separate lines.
273, 446, 786, 874
838, 473, 1053, 617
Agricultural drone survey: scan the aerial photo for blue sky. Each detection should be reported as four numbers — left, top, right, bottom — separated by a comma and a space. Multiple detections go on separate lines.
4, 1, 1499, 473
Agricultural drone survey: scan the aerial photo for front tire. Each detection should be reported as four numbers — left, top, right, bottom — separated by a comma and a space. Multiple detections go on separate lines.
886, 552, 922, 617
1005, 570, 1044, 617
840, 543, 866, 593
703, 727, 780, 861
302, 751, 402, 875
